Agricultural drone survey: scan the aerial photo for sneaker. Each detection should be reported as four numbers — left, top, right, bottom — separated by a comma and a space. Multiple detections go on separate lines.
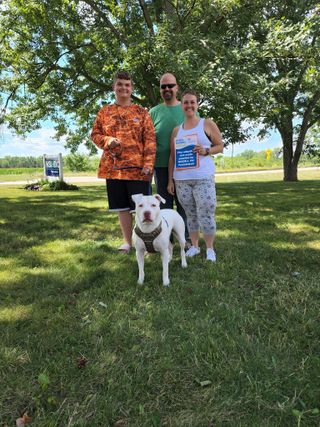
185, 240, 192, 250
185, 246, 201, 257
206, 248, 216, 262
118, 243, 131, 254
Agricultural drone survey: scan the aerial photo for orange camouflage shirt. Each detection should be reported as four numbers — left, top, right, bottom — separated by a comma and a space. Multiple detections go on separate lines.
91, 104, 156, 181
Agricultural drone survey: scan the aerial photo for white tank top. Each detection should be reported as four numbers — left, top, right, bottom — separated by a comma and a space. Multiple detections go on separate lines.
173, 118, 215, 180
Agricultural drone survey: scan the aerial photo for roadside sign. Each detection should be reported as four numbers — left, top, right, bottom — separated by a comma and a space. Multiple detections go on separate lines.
43, 153, 63, 180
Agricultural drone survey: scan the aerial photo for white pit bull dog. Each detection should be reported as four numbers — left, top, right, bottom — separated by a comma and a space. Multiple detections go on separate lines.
132, 193, 187, 286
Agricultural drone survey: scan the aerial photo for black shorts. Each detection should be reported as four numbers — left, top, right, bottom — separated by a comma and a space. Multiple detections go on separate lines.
106, 179, 151, 211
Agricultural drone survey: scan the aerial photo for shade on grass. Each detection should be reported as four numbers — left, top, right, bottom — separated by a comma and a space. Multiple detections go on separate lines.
0, 170, 319, 426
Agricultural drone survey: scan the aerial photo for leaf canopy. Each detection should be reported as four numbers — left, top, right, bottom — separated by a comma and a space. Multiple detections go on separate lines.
1, 0, 319, 164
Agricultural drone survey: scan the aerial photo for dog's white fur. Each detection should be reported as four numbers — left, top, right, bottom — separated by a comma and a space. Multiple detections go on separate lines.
132, 193, 187, 286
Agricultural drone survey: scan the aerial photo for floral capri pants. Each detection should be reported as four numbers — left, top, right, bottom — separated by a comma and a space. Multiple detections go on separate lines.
175, 177, 216, 235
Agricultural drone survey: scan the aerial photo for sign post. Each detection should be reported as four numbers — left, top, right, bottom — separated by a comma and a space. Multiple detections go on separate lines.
43, 153, 63, 181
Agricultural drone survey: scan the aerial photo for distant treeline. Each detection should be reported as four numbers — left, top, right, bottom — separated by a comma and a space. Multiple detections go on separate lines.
0, 156, 43, 168
0, 154, 100, 171
0, 150, 317, 172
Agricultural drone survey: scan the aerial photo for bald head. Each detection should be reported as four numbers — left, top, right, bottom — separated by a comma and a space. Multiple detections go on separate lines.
160, 73, 177, 85
159, 73, 179, 106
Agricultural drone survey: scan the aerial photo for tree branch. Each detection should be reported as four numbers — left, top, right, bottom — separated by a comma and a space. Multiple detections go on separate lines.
163, 0, 177, 20
138, 0, 154, 36
307, 117, 320, 130
1, 87, 18, 115
294, 89, 320, 163
182, 0, 197, 21
30, 43, 97, 91
79, 66, 111, 91
71, 89, 102, 110
293, 33, 318, 96
81, 0, 124, 42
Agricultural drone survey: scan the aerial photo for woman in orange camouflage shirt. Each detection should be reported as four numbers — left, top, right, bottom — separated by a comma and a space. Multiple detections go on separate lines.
91, 71, 156, 253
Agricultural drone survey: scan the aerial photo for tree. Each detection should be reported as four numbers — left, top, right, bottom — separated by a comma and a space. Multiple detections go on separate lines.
0, 1, 233, 147
0, 155, 42, 168
195, 0, 320, 180
0, 0, 256, 152
1, 0, 319, 180
65, 153, 90, 171
240, 150, 256, 159
233, 0, 320, 180
303, 124, 320, 163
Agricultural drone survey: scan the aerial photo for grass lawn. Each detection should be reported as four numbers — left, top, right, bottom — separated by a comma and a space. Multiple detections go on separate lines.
0, 165, 318, 183
1, 170, 320, 426
0, 169, 96, 182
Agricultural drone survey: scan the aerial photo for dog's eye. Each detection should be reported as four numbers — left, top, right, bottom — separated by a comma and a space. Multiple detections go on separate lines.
139, 204, 143, 207
151, 204, 157, 207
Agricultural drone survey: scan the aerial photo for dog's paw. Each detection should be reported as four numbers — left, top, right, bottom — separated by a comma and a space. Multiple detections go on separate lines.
163, 280, 170, 287
137, 279, 144, 285
182, 261, 187, 268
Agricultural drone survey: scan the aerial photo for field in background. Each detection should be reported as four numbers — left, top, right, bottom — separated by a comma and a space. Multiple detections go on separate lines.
0, 168, 96, 182
1, 166, 319, 183
0, 150, 318, 182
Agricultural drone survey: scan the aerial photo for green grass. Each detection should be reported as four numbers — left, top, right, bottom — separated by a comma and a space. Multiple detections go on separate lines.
0, 166, 109, 182
214, 155, 317, 172
0, 167, 42, 175
0, 168, 95, 182
0, 171, 320, 426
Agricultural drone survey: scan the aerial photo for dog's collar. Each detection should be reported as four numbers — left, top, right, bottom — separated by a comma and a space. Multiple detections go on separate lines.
134, 221, 162, 253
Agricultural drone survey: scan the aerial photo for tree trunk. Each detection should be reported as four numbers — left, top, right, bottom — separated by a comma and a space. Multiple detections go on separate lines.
282, 138, 298, 181
278, 119, 298, 182
282, 89, 320, 181
282, 126, 308, 182
283, 156, 298, 181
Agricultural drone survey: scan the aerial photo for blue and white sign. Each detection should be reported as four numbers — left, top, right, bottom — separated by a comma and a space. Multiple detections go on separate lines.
43, 154, 63, 180
175, 134, 199, 170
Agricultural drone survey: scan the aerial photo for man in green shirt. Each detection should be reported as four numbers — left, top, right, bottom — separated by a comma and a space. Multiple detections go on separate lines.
150, 73, 189, 242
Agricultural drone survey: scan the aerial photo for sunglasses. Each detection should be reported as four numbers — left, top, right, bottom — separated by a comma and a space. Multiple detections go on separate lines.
160, 83, 176, 90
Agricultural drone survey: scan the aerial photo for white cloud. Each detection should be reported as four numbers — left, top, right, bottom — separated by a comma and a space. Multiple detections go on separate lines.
0, 121, 93, 157
0, 121, 283, 159
0, 125, 69, 157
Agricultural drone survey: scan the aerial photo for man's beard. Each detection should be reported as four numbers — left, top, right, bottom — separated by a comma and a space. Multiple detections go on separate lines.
163, 91, 173, 101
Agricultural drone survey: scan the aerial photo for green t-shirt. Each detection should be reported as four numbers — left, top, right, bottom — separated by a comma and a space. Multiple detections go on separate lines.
149, 103, 185, 167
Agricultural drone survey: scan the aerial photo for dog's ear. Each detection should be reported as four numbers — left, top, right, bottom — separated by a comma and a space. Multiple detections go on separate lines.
154, 194, 166, 205
131, 193, 143, 204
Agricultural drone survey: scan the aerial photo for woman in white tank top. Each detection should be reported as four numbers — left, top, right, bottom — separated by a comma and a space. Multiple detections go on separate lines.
168, 89, 224, 262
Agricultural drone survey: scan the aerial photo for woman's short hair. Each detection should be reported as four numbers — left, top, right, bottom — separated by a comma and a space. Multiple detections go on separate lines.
181, 89, 199, 102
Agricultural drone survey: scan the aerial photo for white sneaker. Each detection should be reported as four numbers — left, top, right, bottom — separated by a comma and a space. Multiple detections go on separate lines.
185, 246, 201, 257
206, 248, 216, 262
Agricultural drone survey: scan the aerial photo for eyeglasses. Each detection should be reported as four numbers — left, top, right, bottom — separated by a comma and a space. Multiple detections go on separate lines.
160, 84, 176, 90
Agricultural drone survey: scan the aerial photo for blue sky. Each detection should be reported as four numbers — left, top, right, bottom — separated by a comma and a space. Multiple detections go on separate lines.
0, 121, 283, 158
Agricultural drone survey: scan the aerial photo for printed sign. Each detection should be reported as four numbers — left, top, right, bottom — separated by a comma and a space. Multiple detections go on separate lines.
43, 154, 63, 180
175, 134, 199, 170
